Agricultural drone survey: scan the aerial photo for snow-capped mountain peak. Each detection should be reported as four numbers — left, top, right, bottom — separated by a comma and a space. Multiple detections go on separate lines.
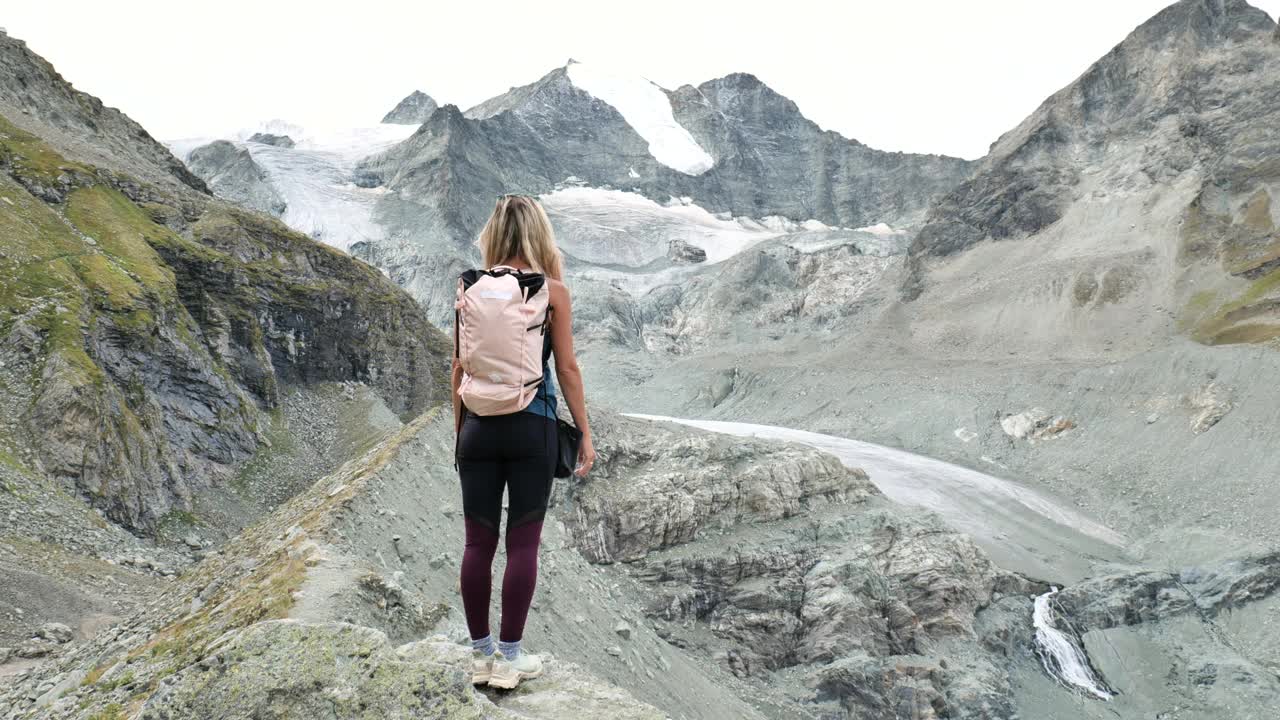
564, 59, 714, 176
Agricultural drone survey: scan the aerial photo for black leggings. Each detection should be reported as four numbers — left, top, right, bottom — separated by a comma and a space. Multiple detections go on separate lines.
457, 411, 555, 642
457, 411, 556, 532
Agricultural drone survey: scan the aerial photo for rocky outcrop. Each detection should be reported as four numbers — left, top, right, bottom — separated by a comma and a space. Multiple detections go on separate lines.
570, 232, 899, 355
185, 139, 287, 215
666, 237, 706, 264
137, 621, 482, 719
1056, 552, 1280, 630
564, 415, 1042, 718
140, 622, 665, 720
381, 90, 439, 125
563, 413, 871, 563
246, 132, 294, 148
633, 508, 1003, 665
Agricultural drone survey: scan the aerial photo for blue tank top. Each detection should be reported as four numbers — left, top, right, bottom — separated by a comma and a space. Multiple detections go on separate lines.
522, 361, 558, 419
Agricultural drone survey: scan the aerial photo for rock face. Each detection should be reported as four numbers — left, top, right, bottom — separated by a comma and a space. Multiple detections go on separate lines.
564, 413, 872, 563
185, 139, 287, 215
1040, 554, 1280, 718
561, 414, 1030, 717
381, 90, 439, 125
0, 38, 451, 534
904, 0, 1280, 351
668, 72, 973, 228
570, 231, 899, 356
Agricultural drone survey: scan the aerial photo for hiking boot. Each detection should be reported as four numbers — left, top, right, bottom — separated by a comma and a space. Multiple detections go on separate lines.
487, 651, 543, 689
470, 650, 495, 685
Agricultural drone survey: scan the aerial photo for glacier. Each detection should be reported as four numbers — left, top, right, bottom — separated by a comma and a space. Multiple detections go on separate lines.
169, 122, 418, 251
565, 60, 714, 176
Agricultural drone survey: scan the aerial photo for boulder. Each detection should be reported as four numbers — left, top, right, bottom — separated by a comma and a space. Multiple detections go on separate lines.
36, 622, 73, 644
666, 238, 707, 264
1000, 408, 1075, 441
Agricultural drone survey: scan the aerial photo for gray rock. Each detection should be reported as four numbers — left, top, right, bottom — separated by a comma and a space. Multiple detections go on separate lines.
247, 132, 295, 148
666, 238, 706, 264
605, 645, 623, 657
564, 413, 872, 563
1000, 408, 1075, 441
905, 0, 1280, 318
36, 622, 73, 644
1187, 381, 1233, 434
138, 622, 479, 719
16, 639, 52, 658
613, 621, 632, 640
668, 71, 973, 228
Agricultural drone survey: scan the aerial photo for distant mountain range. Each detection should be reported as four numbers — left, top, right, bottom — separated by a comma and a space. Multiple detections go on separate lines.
167, 0, 1280, 359
172, 58, 973, 322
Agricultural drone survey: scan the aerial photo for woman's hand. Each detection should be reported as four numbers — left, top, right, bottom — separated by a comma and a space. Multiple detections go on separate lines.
575, 433, 596, 477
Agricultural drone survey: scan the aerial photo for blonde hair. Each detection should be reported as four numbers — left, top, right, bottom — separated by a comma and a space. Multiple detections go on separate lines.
477, 194, 564, 281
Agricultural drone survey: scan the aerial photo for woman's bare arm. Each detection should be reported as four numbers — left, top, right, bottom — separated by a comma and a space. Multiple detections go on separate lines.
548, 279, 595, 475
451, 358, 465, 434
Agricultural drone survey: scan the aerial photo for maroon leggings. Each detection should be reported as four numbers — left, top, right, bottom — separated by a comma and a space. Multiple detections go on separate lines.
460, 517, 544, 642
456, 411, 554, 642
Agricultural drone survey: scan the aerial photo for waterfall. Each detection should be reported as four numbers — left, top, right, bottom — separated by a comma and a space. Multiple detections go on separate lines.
1033, 587, 1115, 700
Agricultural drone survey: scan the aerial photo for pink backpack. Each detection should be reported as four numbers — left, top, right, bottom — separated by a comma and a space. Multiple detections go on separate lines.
454, 266, 552, 415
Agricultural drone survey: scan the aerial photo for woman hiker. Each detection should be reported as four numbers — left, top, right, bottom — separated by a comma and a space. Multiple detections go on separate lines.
451, 193, 596, 689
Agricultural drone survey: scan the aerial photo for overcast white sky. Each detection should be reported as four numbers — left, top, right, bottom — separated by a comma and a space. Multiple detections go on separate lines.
6, 0, 1279, 159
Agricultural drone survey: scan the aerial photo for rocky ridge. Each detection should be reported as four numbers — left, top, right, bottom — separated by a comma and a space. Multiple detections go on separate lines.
0, 30, 207, 197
